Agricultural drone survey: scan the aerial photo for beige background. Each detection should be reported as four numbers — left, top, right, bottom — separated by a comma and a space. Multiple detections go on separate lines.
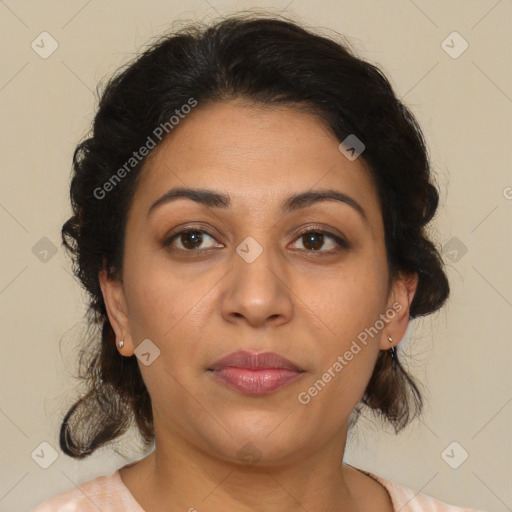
1, 1, 511, 511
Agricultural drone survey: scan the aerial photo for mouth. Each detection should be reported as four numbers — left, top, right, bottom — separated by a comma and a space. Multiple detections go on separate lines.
207, 350, 305, 395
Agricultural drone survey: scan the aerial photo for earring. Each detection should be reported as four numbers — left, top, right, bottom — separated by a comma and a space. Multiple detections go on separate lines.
118, 339, 124, 349
387, 335, 398, 367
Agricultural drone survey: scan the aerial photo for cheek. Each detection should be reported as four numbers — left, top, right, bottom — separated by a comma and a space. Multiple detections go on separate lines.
122, 249, 219, 377
122, 240, 194, 336
296, 256, 386, 393
303, 256, 387, 336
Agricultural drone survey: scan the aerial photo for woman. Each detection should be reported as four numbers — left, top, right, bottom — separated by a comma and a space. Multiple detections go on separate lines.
32, 14, 484, 512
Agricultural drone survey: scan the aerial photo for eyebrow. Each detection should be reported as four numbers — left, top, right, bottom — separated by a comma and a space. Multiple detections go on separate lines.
147, 186, 367, 221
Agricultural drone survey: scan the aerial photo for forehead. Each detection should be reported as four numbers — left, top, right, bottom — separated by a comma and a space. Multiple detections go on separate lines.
131, 100, 383, 230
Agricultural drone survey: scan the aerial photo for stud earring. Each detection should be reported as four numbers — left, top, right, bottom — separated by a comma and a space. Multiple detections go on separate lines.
118, 339, 124, 349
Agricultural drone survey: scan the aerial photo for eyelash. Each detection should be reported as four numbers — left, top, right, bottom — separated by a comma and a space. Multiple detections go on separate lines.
162, 225, 350, 255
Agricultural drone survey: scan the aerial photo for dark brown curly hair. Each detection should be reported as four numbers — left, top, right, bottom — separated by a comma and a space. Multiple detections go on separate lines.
59, 13, 450, 459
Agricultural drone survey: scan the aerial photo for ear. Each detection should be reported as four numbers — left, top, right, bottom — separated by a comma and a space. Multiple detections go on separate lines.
98, 267, 134, 356
379, 271, 418, 350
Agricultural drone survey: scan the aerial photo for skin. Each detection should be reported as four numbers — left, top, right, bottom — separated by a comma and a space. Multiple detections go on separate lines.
99, 100, 418, 512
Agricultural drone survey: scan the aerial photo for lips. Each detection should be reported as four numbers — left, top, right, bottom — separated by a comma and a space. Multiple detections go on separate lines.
208, 350, 303, 372
207, 350, 305, 395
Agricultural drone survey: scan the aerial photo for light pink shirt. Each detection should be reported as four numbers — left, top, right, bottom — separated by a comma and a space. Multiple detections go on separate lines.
31, 466, 485, 511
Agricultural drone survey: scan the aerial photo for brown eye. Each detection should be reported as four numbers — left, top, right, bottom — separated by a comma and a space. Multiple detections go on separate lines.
180, 231, 204, 250
164, 229, 220, 251
291, 229, 349, 253
302, 232, 327, 251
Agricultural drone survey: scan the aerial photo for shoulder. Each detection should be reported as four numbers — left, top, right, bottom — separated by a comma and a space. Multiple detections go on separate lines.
360, 469, 486, 512
31, 469, 143, 512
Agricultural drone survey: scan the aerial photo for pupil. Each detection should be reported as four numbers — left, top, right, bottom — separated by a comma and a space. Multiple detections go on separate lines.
305, 233, 323, 250
182, 231, 202, 249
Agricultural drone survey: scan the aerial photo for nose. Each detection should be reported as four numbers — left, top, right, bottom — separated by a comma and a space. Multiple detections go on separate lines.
220, 242, 294, 328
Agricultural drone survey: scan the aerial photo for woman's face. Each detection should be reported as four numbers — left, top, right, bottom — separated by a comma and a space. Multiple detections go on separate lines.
101, 100, 416, 466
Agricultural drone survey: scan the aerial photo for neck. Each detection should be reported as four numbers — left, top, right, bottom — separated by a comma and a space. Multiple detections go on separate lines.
123, 423, 363, 512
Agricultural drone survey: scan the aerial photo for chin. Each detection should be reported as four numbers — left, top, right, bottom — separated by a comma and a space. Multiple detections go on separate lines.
200, 420, 309, 468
